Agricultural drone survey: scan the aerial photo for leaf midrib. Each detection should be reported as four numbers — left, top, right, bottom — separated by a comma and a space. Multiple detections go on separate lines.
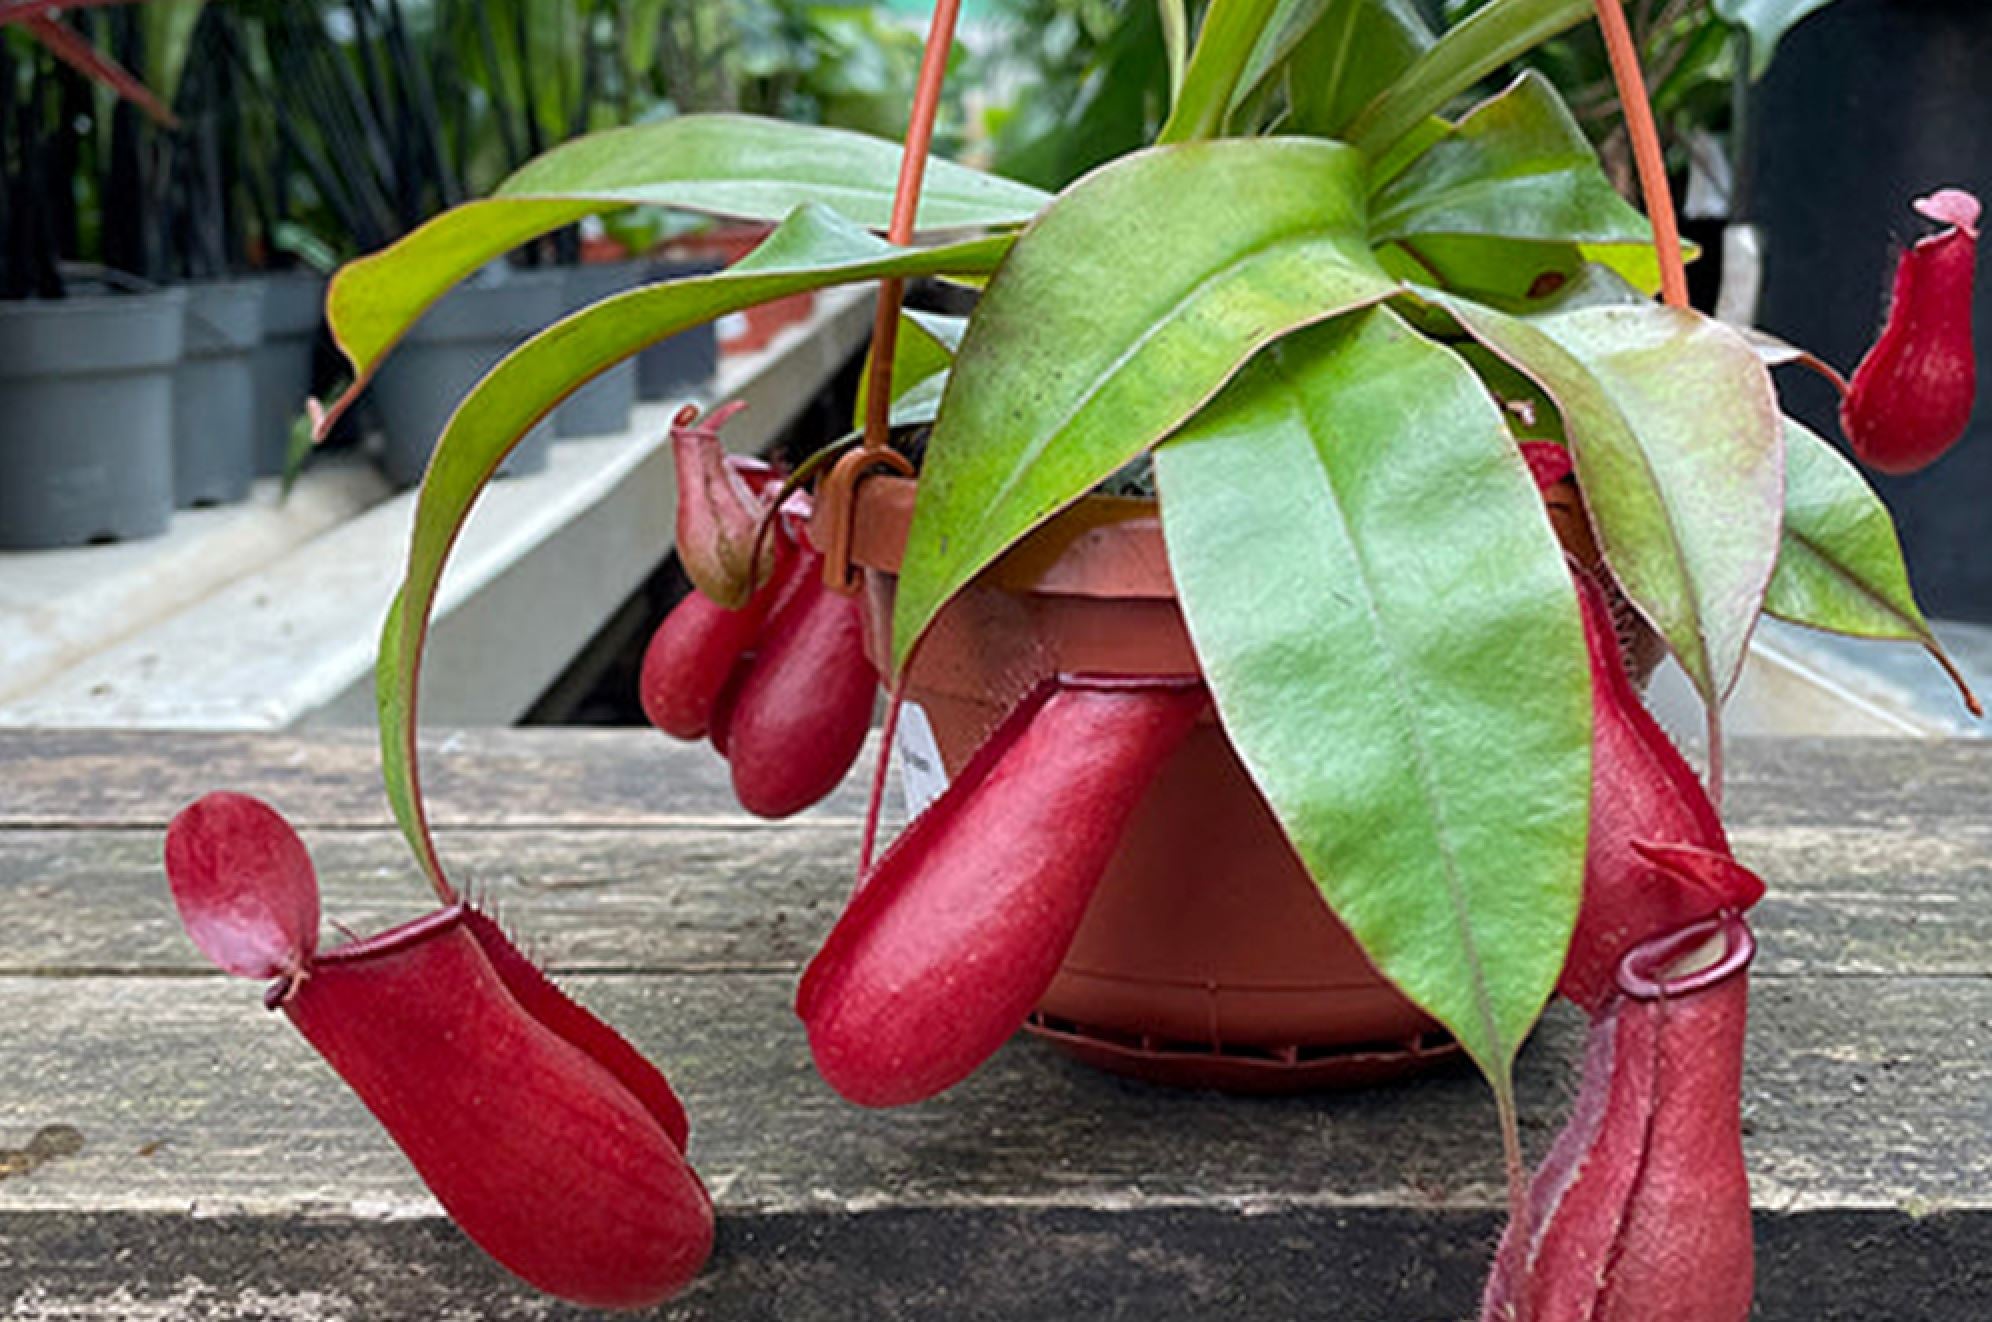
1774, 526, 1929, 644
1262, 351, 1510, 1070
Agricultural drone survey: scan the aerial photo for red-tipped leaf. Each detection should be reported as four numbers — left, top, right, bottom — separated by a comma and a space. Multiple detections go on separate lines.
798, 677, 1205, 1107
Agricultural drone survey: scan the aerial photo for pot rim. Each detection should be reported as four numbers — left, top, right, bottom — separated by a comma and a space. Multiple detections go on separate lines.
834, 474, 1175, 601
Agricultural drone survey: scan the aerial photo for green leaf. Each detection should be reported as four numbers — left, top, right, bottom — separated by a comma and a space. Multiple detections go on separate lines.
1431, 294, 1784, 705
1713, 0, 1839, 77
1228, 0, 1335, 115
1383, 233, 1588, 306
1154, 307, 1590, 1082
1160, 0, 1191, 100
1372, 72, 1652, 252
324, 115, 1046, 421
492, 116, 1048, 228
1287, 0, 1433, 138
891, 139, 1399, 673
375, 207, 1011, 886
1766, 419, 1951, 651
1347, 0, 1592, 158
1157, 0, 1286, 143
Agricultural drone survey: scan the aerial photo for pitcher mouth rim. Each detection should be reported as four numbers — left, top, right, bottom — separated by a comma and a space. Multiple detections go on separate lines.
1617, 912, 1756, 1001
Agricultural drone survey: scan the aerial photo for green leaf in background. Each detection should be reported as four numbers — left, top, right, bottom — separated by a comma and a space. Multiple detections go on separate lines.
1157, 0, 1286, 144
1432, 294, 1783, 705
376, 207, 1011, 887
988, 0, 1171, 191
1286, 0, 1433, 138
1767, 418, 1977, 707
1155, 307, 1590, 1086
1372, 73, 1652, 254
1160, 0, 1191, 101
1227, 0, 1331, 116
851, 309, 965, 429
1713, 0, 1840, 77
493, 116, 1047, 228
322, 115, 1047, 424
891, 139, 1399, 672
1347, 0, 1592, 158
137, 0, 206, 107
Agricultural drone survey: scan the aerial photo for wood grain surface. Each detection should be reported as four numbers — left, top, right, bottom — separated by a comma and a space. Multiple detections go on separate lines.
0, 730, 1985, 1319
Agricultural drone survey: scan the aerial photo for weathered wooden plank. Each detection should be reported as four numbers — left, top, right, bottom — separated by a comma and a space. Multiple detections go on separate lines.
0, 728, 877, 828
0, 826, 858, 976
1, 973, 1986, 1217
0, 728, 1988, 1317
0, 971, 1986, 1318
1721, 736, 1992, 830
5, 729, 1989, 833
0, 822, 1986, 980
4, 1205, 1984, 1321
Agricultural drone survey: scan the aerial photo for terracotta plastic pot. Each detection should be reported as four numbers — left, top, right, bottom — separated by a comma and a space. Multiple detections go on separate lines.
831, 477, 1462, 1093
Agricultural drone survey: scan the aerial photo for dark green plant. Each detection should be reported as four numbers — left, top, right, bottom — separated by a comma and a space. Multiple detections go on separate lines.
982, 0, 1174, 190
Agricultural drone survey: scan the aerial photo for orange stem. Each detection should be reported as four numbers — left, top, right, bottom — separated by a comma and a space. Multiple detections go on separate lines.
863, 0, 963, 452
1593, 0, 1688, 309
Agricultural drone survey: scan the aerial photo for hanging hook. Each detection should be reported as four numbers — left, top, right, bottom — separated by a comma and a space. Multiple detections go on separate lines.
818, 0, 964, 595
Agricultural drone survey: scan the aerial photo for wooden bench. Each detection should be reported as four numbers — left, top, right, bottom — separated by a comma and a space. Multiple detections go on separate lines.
1, 730, 1986, 1318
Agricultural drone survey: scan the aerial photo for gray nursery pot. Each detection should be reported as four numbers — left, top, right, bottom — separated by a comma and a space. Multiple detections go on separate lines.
252, 271, 327, 476
636, 258, 722, 401
555, 262, 641, 438
173, 279, 265, 508
372, 269, 562, 488
0, 288, 185, 549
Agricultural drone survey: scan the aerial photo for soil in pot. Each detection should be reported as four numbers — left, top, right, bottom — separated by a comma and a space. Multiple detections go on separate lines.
555, 262, 641, 438
373, 268, 561, 488
0, 288, 185, 549
833, 476, 1461, 1094
252, 271, 328, 477
173, 279, 265, 508
636, 259, 721, 401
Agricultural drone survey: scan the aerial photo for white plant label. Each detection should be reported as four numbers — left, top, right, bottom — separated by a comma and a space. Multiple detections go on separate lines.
895, 700, 949, 819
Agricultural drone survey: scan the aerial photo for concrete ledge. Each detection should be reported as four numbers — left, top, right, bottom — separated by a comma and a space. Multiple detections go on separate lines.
0, 288, 873, 731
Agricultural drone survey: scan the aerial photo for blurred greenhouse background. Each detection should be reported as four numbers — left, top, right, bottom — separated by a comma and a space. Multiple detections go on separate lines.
2, 0, 1985, 737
